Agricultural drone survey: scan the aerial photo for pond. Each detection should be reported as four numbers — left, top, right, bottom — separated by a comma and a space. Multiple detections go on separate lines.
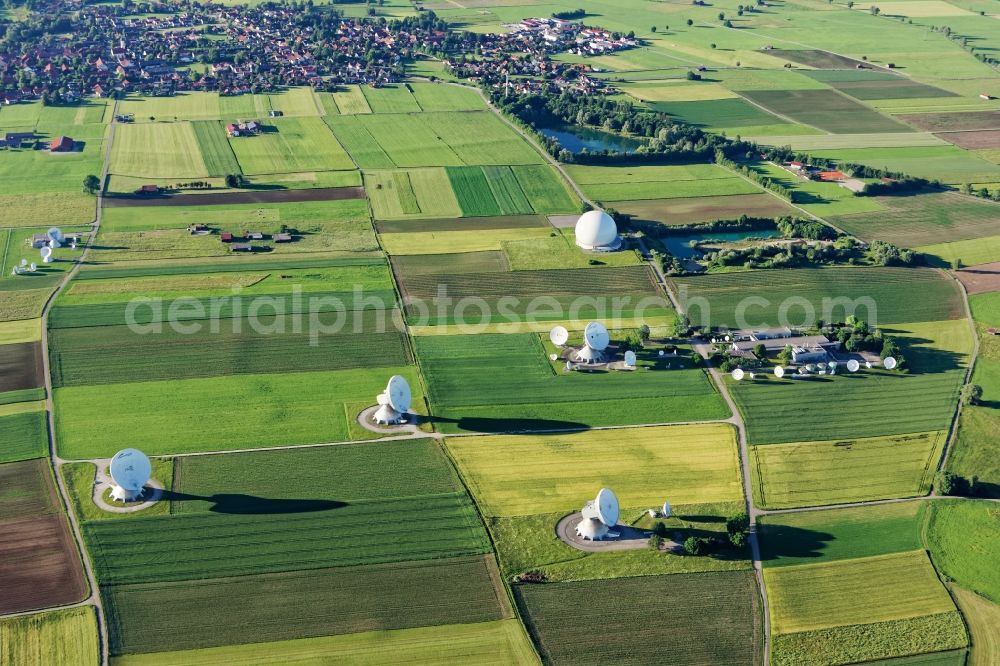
537, 122, 648, 154
664, 229, 783, 259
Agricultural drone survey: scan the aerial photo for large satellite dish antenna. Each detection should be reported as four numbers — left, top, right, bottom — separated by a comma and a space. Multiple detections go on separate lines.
883, 356, 897, 370
374, 375, 411, 425
774, 366, 785, 378
48, 227, 63, 243
40, 246, 53, 263
584, 321, 610, 351
624, 350, 636, 367
661, 500, 672, 518
731, 368, 745, 381
549, 325, 569, 347
847, 359, 860, 373
595, 488, 620, 527
109, 448, 152, 502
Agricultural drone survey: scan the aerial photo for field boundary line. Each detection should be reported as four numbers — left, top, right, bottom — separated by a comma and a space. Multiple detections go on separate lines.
36, 98, 120, 666
732, 90, 831, 135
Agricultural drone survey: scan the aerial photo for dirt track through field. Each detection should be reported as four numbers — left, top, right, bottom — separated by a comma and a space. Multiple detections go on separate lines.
102, 186, 364, 207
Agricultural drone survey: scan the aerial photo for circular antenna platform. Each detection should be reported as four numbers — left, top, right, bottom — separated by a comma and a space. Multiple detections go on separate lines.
774, 366, 785, 378
883, 356, 897, 370
595, 488, 620, 527
732, 368, 745, 381
847, 359, 860, 373
624, 350, 636, 367
386, 375, 412, 412
549, 325, 569, 347
109, 448, 152, 501
583, 321, 610, 351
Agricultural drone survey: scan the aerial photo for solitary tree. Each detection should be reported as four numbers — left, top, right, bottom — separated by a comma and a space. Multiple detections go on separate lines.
651, 26, 657, 32
225, 174, 241, 188
753, 343, 767, 360
686, 18, 694, 26
962, 384, 983, 406
82, 174, 100, 195
936, 471, 959, 496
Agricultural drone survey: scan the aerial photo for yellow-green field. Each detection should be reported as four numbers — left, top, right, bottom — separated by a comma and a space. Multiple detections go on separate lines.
380, 227, 554, 255
766, 550, 956, 634
751, 431, 946, 509
0, 607, 99, 666
951, 586, 1000, 666
110, 620, 539, 666
446, 423, 742, 517
110, 123, 208, 178
0, 318, 41, 344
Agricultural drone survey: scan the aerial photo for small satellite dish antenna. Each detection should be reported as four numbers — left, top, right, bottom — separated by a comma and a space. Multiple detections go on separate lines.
549, 353, 558, 361
20, 258, 27, 267
29, 262, 37, 272
624, 350, 636, 367
732, 368, 745, 381
774, 366, 785, 378
661, 500, 672, 518
847, 359, 860, 373
549, 325, 569, 347
658, 349, 665, 357
11, 267, 20, 276
565, 360, 573, 371
748, 372, 756, 380
806, 364, 816, 373
584, 321, 610, 351
40, 246, 53, 262
798, 366, 809, 375
828, 361, 837, 370
109, 448, 152, 502
595, 488, 620, 527
725, 335, 731, 342
883, 356, 897, 370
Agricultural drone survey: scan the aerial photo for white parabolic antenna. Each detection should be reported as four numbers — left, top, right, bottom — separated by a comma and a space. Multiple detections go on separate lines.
595, 488, 620, 526
20, 258, 27, 267
40, 246, 52, 261
29, 262, 36, 272
774, 366, 785, 378
624, 350, 636, 367
584, 321, 610, 351
661, 500, 672, 518
386, 375, 412, 412
109, 448, 151, 502
47, 227, 63, 243
847, 359, 860, 373
883, 356, 898, 370
549, 325, 569, 347
732, 368, 745, 381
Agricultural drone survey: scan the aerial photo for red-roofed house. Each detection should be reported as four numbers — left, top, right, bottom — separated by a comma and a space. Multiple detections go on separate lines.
49, 136, 74, 152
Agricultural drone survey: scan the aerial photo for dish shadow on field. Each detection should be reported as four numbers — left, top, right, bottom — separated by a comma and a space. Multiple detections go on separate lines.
757, 525, 836, 563
160, 489, 346, 514
423, 414, 591, 434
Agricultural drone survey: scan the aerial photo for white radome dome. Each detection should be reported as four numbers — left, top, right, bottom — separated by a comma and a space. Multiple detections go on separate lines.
575, 210, 621, 251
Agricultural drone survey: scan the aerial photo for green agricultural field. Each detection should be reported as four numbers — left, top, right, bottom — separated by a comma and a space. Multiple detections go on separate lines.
415, 333, 727, 432
347, 113, 464, 167
54, 365, 423, 458
758, 501, 926, 567
62, 459, 173, 523
746, 161, 885, 217
381, 226, 553, 255
119, 93, 221, 122
926, 500, 1000, 603
229, 117, 355, 174
811, 146, 1000, 185
651, 98, 790, 130
110, 123, 209, 178
750, 432, 947, 509
0, 410, 47, 463
917, 234, 1000, 268
49, 312, 409, 386
565, 163, 757, 202
447, 424, 742, 517
110, 620, 539, 666
609, 193, 798, 226
670, 267, 964, 329
190, 121, 242, 176
502, 229, 643, 270
420, 112, 544, 165
327, 86, 373, 114
517, 571, 761, 665
0, 319, 40, 345
361, 84, 421, 113
104, 555, 509, 655
398, 264, 662, 321
410, 82, 486, 111
510, 165, 580, 214
948, 406, 1000, 499
0, 607, 99, 666
766, 551, 966, 665
447, 166, 533, 216
740, 90, 913, 134
364, 168, 462, 219
324, 116, 395, 168
950, 586, 1000, 666
828, 192, 1000, 246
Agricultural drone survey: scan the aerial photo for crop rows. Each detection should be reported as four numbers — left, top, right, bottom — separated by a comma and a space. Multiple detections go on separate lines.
103, 555, 507, 655
84, 493, 490, 584
191, 121, 242, 177
517, 571, 760, 665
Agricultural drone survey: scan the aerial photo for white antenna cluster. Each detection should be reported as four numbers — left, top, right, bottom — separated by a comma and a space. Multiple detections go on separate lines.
109, 448, 152, 502
374, 375, 412, 425
572, 321, 610, 364
576, 488, 620, 541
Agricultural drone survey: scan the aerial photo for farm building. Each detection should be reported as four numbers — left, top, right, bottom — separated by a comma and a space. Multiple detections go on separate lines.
5, 132, 35, 148
274, 232, 292, 242
230, 243, 252, 252
220, 232, 234, 242
30, 233, 50, 248
49, 136, 75, 152
245, 231, 265, 241
136, 184, 159, 195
